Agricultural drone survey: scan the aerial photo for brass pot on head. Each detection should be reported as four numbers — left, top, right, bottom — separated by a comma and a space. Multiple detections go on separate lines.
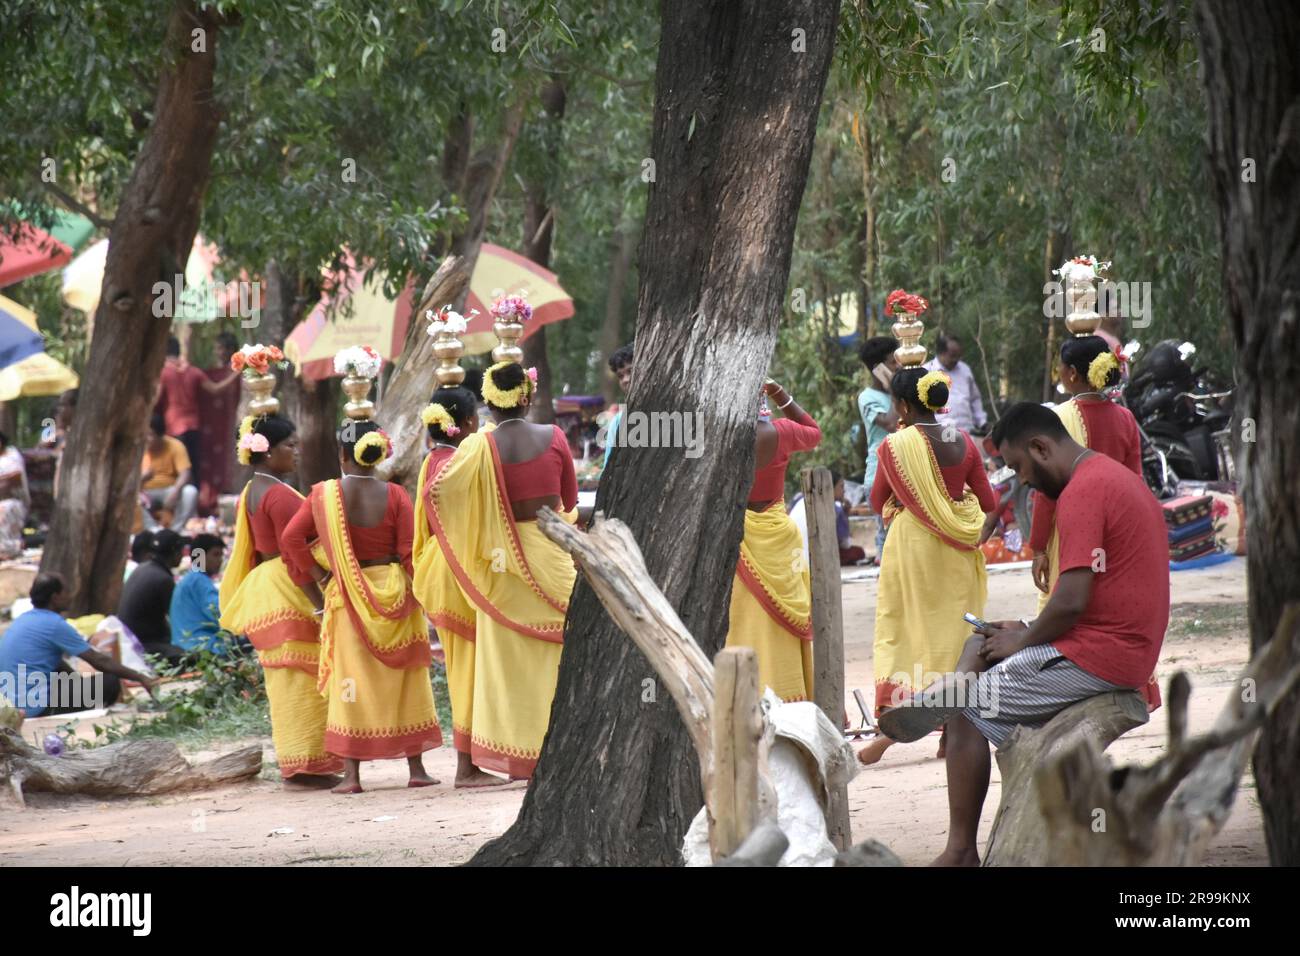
341, 374, 376, 420
1064, 277, 1102, 336
244, 372, 280, 416
491, 320, 525, 364
891, 313, 927, 367
432, 331, 466, 386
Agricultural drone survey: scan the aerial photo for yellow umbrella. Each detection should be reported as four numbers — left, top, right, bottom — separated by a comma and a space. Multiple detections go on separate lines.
461, 243, 575, 355
0, 352, 79, 401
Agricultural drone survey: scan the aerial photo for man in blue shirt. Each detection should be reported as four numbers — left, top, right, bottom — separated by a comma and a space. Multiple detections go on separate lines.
0, 574, 156, 718
857, 336, 900, 563
601, 343, 634, 468
169, 533, 229, 657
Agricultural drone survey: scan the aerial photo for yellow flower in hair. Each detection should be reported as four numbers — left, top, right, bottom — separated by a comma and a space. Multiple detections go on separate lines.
1087, 350, 1119, 390
236, 415, 257, 465
422, 402, 460, 436
916, 370, 950, 411
481, 360, 534, 409
353, 430, 390, 465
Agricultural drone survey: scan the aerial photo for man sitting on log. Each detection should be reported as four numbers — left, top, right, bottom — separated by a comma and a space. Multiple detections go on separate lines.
0, 574, 156, 719
878, 402, 1170, 866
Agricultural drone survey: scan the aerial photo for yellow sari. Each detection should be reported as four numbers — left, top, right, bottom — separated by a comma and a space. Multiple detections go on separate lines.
426, 431, 576, 778
219, 486, 341, 779
310, 479, 441, 760
873, 426, 988, 716
412, 448, 478, 754
725, 503, 814, 702
1037, 400, 1087, 613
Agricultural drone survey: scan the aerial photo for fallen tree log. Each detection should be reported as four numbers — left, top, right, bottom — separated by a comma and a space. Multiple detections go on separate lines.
1005, 604, 1300, 866
983, 690, 1148, 866
0, 729, 262, 808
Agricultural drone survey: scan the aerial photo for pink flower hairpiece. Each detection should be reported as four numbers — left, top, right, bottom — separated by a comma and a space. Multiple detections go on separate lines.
526, 366, 538, 384
239, 433, 269, 454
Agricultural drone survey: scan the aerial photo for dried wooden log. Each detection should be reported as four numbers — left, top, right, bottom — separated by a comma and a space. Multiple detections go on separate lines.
715, 821, 789, 867
375, 255, 471, 494
1025, 603, 1300, 866
536, 509, 715, 762
983, 690, 1148, 866
801, 466, 851, 851
0, 729, 262, 808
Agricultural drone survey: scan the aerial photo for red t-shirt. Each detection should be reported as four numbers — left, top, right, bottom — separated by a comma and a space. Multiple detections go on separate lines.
1050, 453, 1169, 687
156, 361, 207, 434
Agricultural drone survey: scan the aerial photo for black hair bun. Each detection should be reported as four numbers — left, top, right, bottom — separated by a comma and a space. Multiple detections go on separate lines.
926, 379, 950, 409
359, 443, 384, 465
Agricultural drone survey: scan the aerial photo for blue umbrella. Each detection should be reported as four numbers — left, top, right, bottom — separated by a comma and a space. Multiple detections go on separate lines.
0, 296, 47, 370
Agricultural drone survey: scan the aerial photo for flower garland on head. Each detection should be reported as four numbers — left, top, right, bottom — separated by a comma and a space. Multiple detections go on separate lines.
916, 370, 951, 412
481, 362, 538, 409
353, 429, 393, 466
236, 415, 259, 465
421, 402, 460, 436
1087, 350, 1120, 391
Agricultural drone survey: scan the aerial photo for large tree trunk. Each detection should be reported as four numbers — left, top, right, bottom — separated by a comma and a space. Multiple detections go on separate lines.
468, 0, 841, 867
1194, 0, 1300, 865
40, 1, 230, 613
520, 79, 567, 425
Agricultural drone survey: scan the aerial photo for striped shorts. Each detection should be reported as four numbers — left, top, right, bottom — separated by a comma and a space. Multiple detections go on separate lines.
961, 643, 1123, 748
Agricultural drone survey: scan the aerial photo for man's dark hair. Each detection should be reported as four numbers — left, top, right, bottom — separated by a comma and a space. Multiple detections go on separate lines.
131, 531, 155, 562
216, 331, 240, 352
166, 336, 181, 357
30, 573, 65, 609
936, 331, 961, 356
149, 413, 166, 436
188, 533, 224, 565
990, 402, 1069, 449
608, 343, 634, 373
858, 335, 899, 371
150, 529, 185, 566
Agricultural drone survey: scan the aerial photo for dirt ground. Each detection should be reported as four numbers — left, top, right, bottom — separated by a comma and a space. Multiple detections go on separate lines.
0, 558, 1260, 867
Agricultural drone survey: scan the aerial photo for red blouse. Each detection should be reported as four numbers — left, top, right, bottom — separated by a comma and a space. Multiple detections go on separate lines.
421, 446, 456, 533
498, 426, 578, 511
870, 430, 997, 514
1028, 399, 1142, 552
248, 482, 311, 585
282, 481, 416, 579
749, 410, 822, 503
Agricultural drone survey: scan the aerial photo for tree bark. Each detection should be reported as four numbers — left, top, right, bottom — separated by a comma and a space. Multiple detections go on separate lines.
468, 0, 841, 867
40, 1, 231, 613
520, 79, 567, 424
1194, 0, 1300, 865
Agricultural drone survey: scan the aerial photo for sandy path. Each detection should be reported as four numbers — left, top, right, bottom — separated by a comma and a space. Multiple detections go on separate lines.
0, 558, 1260, 866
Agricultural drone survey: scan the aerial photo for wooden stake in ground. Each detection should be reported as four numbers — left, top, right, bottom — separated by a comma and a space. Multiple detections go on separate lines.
709, 647, 773, 860
801, 466, 851, 851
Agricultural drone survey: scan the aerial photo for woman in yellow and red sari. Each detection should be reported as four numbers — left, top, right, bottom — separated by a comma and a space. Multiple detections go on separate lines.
426, 361, 576, 780
282, 420, 440, 794
724, 380, 821, 703
860, 366, 997, 765
412, 386, 508, 789
219, 414, 343, 786
1020, 335, 1159, 710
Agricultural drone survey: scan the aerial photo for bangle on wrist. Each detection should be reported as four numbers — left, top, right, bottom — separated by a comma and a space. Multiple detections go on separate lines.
777, 395, 794, 409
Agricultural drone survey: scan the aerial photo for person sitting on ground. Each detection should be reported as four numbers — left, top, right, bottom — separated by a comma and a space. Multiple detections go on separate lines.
878, 402, 1170, 866
0, 431, 30, 560
0, 574, 156, 717
124, 530, 154, 582
140, 414, 198, 532
118, 529, 190, 668
602, 342, 634, 468
169, 533, 236, 658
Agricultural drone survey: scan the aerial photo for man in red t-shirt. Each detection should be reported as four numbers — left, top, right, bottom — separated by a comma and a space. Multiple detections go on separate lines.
877, 402, 1169, 866
154, 336, 208, 483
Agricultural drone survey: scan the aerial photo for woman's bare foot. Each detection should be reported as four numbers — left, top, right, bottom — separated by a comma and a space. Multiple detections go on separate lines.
857, 735, 894, 766
332, 781, 363, 795
407, 755, 438, 787
285, 773, 344, 790
930, 846, 980, 867
333, 758, 362, 794
455, 768, 509, 789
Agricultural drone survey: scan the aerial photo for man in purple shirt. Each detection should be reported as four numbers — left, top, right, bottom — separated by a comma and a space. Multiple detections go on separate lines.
924, 332, 988, 435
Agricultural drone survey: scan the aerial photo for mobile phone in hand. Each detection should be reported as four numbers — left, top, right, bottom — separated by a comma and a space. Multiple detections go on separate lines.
963, 612, 991, 632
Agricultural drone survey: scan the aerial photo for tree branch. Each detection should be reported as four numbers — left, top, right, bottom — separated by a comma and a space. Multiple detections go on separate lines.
41, 183, 113, 230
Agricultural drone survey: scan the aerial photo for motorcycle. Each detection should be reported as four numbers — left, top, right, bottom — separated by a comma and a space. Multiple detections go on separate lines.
1119, 339, 1235, 497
